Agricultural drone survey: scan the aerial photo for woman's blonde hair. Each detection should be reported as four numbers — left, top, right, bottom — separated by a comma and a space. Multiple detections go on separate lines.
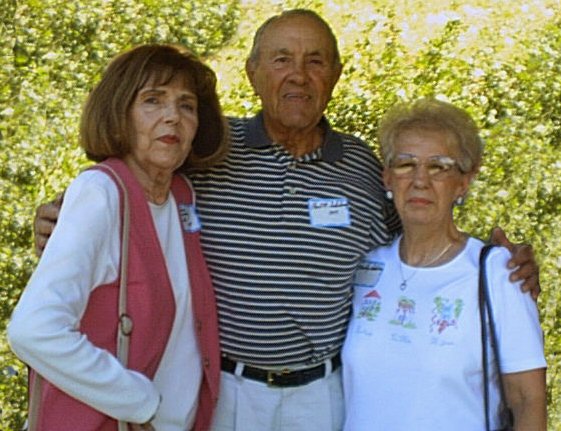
378, 98, 483, 173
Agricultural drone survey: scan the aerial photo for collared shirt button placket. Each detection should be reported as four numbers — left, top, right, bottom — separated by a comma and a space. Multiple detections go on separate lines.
285, 157, 297, 194
285, 158, 300, 196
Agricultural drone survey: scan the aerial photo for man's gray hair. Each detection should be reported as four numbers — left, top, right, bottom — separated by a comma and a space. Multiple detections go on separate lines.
247, 9, 341, 67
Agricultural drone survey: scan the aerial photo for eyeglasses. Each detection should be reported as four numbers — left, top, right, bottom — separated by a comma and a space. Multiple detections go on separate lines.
389, 154, 462, 180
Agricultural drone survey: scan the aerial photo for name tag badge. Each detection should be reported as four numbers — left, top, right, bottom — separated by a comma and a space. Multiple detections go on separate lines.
353, 260, 384, 288
308, 197, 351, 227
178, 204, 201, 233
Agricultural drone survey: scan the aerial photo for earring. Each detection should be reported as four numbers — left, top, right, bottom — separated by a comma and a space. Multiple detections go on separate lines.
386, 190, 393, 200
455, 196, 465, 206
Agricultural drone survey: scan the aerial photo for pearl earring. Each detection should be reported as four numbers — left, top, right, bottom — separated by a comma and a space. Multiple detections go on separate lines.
455, 196, 465, 206
386, 190, 393, 200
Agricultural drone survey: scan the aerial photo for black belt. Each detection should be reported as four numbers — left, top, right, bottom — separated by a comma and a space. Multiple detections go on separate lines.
220, 354, 341, 388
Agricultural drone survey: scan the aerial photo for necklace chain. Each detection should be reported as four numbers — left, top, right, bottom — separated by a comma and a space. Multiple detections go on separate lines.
398, 242, 454, 291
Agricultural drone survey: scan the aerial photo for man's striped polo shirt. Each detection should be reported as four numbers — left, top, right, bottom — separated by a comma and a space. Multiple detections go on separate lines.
189, 113, 400, 367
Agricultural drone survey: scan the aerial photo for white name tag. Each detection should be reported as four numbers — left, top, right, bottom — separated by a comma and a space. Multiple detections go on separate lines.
178, 204, 201, 233
308, 198, 351, 227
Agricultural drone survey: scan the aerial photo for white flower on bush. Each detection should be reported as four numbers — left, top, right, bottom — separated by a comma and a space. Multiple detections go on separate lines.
472, 68, 485, 78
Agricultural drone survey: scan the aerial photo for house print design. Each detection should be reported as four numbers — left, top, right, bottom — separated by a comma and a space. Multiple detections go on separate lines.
357, 289, 382, 321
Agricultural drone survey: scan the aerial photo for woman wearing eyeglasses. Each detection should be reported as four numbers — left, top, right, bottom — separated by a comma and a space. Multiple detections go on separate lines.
342, 98, 546, 430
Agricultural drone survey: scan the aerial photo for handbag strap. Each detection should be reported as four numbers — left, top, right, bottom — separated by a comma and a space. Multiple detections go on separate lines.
478, 244, 512, 431
97, 164, 131, 431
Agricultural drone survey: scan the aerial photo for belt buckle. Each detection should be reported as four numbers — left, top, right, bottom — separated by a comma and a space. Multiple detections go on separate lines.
267, 368, 291, 387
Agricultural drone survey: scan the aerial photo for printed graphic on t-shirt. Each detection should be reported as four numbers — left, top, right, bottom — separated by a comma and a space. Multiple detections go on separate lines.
430, 296, 464, 334
357, 289, 382, 321
389, 296, 416, 329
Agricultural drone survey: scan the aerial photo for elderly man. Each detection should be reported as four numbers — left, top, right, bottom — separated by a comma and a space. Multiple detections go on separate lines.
35, 9, 538, 431
192, 9, 399, 431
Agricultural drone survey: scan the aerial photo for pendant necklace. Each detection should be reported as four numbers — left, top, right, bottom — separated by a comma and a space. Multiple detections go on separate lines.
398, 241, 454, 291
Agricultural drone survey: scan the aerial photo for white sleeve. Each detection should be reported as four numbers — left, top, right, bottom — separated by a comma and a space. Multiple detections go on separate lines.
7, 171, 160, 424
486, 247, 547, 374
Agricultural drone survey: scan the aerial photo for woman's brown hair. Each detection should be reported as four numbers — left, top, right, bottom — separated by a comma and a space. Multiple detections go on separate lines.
80, 44, 228, 170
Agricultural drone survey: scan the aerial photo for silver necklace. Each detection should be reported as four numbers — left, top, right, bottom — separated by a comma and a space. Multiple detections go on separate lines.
398, 242, 454, 291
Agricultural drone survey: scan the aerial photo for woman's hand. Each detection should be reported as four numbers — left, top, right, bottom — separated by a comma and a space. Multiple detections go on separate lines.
489, 227, 540, 300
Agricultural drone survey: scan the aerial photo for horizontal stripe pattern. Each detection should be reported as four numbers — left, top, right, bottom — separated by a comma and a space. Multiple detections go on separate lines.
190, 116, 399, 366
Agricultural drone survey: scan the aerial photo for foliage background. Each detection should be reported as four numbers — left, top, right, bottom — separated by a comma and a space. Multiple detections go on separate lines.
1, 0, 560, 429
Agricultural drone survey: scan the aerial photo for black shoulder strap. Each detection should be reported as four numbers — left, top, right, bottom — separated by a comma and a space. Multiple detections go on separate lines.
478, 244, 513, 431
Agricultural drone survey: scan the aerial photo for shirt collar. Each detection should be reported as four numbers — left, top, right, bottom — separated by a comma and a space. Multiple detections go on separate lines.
245, 111, 344, 162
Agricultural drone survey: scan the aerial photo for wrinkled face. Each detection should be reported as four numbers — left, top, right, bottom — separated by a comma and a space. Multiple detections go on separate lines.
246, 15, 342, 135
127, 75, 198, 175
383, 128, 472, 228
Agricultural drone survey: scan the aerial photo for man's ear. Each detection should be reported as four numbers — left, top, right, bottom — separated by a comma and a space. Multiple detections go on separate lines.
332, 62, 343, 87
326, 63, 343, 98
245, 59, 258, 94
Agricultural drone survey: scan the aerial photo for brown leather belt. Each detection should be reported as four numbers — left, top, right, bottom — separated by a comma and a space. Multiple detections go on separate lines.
220, 353, 341, 387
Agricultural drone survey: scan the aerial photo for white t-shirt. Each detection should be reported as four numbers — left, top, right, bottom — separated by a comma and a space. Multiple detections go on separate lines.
342, 236, 545, 431
8, 170, 202, 430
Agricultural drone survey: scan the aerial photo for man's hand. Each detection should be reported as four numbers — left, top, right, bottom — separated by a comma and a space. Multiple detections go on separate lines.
490, 227, 540, 300
130, 423, 155, 431
34, 194, 63, 257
